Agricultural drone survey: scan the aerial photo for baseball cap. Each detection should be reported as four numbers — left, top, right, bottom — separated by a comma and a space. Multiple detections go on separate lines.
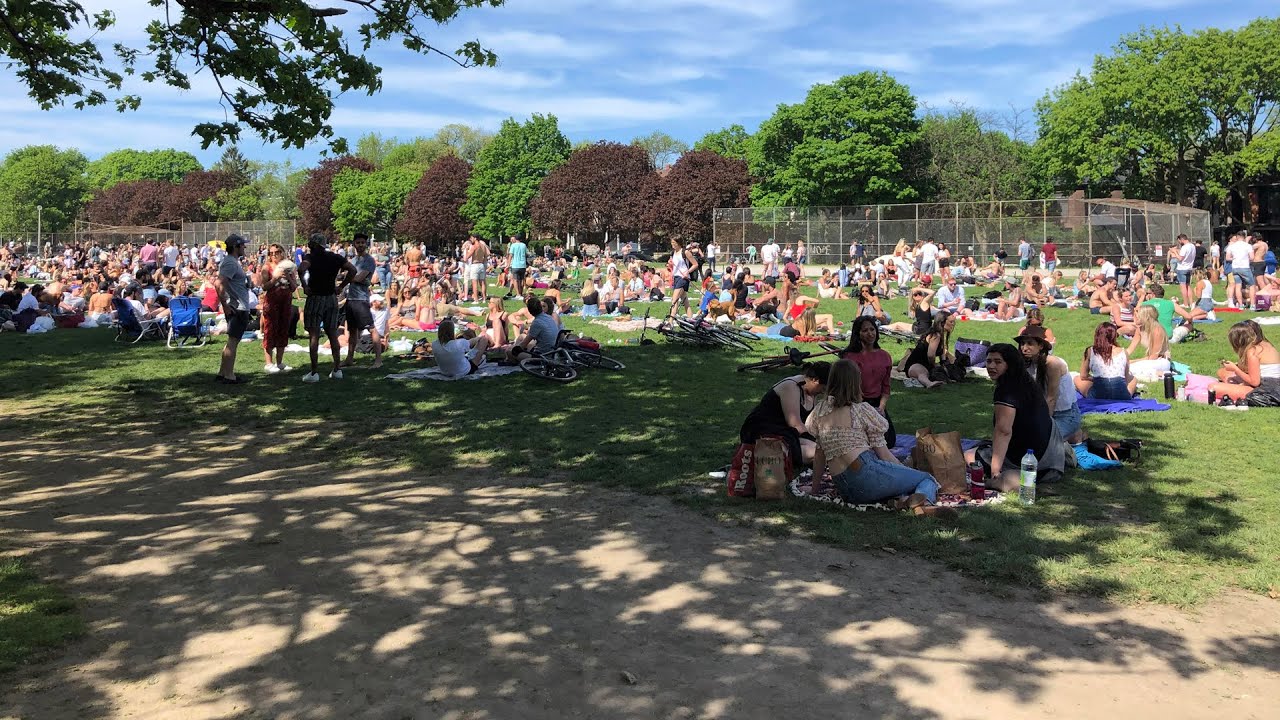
308, 233, 328, 248
225, 233, 246, 248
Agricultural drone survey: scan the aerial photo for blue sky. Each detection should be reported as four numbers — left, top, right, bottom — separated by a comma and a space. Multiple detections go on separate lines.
0, 0, 1272, 167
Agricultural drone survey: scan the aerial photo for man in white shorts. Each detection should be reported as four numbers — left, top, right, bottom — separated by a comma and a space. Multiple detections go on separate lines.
465, 234, 490, 302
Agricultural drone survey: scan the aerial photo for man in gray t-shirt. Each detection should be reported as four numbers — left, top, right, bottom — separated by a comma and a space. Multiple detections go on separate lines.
344, 233, 383, 368
215, 234, 252, 384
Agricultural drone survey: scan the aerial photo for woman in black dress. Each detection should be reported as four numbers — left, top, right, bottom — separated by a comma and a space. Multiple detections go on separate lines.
739, 361, 831, 466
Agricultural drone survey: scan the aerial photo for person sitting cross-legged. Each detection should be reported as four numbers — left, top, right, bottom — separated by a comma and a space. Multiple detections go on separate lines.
431, 318, 491, 378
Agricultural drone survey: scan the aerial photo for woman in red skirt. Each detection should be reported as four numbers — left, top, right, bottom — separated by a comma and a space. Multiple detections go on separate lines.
257, 243, 299, 373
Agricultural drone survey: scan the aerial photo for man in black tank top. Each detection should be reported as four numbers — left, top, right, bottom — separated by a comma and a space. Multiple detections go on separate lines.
299, 233, 357, 382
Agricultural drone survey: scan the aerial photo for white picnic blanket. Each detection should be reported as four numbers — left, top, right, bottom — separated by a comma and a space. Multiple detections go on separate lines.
385, 364, 522, 381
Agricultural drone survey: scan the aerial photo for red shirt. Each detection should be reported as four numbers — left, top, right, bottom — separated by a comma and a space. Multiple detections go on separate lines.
842, 349, 893, 400
1042, 242, 1058, 261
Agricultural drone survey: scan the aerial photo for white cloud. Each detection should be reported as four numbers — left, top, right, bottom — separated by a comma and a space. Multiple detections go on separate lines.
615, 65, 712, 85
481, 30, 611, 61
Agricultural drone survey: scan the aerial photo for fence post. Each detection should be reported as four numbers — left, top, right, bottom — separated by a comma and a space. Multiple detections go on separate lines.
914, 203, 919, 244
999, 200, 1004, 250
1087, 200, 1093, 263
954, 202, 960, 249
838, 207, 844, 262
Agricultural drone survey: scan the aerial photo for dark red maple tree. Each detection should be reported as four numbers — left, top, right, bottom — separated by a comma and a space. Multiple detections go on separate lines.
530, 142, 652, 235
640, 150, 754, 241
395, 154, 472, 248
297, 155, 376, 238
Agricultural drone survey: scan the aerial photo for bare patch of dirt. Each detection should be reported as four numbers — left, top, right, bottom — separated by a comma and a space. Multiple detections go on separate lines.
1, 430, 1277, 719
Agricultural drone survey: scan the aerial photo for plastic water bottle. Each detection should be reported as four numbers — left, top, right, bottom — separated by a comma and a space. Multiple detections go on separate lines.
1019, 450, 1037, 505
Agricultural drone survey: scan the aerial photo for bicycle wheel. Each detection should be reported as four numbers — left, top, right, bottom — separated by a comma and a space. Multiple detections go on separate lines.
564, 347, 625, 370
519, 356, 578, 382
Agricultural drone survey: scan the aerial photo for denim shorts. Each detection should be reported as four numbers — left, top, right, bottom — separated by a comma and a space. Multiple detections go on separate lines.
1176, 269, 1191, 285
1052, 402, 1082, 438
1234, 267, 1256, 285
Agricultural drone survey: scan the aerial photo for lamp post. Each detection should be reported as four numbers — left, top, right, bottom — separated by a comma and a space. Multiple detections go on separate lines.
36, 204, 42, 255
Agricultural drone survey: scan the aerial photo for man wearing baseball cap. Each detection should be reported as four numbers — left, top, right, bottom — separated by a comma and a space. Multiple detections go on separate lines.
213, 234, 251, 384
299, 233, 358, 382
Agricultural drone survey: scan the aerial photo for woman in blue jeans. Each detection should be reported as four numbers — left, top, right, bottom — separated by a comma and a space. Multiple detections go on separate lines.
806, 359, 951, 516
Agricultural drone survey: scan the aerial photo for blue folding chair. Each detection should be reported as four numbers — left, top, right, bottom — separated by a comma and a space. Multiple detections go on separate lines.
111, 296, 166, 344
167, 295, 210, 348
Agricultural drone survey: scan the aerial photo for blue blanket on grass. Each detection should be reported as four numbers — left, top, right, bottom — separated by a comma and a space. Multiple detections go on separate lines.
1077, 394, 1171, 415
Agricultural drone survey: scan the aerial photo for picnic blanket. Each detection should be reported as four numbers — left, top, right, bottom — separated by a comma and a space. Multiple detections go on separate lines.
790, 470, 1006, 511
594, 317, 658, 333
385, 364, 522, 381
963, 311, 1024, 322
1256, 316, 1280, 326
889, 433, 983, 462
1077, 393, 1170, 415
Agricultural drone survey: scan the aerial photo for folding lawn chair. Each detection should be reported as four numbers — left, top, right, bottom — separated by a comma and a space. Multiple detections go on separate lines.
111, 296, 166, 344
167, 295, 210, 348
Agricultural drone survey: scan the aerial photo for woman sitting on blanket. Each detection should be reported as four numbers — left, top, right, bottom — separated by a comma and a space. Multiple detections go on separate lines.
739, 361, 830, 466
780, 286, 837, 334
995, 281, 1025, 320
899, 311, 956, 389
808, 360, 949, 515
1017, 325, 1083, 444
580, 276, 601, 317
816, 269, 845, 299
1127, 304, 1172, 381
484, 296, 511, 348
1110, 287, 1138, 336
1016, 306, 1057, 347
885, 286, 934, 336
1171, 269, 1213, 324
855, 283, 890, 324
967, 343, 1066, 490
1209, 320, 1280, 404
431, 318, 491, 378
1073, 321, 1135, 399
841, 316, 896, 447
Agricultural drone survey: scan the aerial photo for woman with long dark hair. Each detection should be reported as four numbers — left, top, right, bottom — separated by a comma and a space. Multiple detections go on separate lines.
855, 283, 889, 324
900, 311, 956, 389
841, 316, 896, 447
1073, 321, 1133, 399
966, 343, 1066, 491
1016, 326, 1083, 444
739, 361, 831, 466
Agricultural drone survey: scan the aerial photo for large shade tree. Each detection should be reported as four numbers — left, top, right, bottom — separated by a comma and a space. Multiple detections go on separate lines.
85, 148, 202, 191
82, 179, 175, 227
641, 150, 753, 242
462, 114, 571, 239
530, 142, 652, 237
749, 72, 927, 207
0, 0, 505, 151
331, 165, 425, 239
0, 145, 89, 232
296, 155, 375, 238
161, 170, 239, 223
396, 154, 472, 247
920, 107, 1049, 206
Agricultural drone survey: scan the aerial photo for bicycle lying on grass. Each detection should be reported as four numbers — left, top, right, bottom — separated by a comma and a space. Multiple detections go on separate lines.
655, 310, 759, 351
519, 330, 626, 383
736, 342, 843, 372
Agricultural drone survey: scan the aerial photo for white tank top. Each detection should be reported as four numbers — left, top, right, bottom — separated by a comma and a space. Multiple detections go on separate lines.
1200, 281, 1213, 300
1030, 362, 1077, 412
1261, 363, 1280, 380
1089, 348, 1129, 379
672, 251, 690, 278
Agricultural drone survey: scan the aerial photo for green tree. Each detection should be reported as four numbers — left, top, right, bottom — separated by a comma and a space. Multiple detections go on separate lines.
383, 137, 452, 169
435, 124, 494, 164
251, 161, 307, 220
920, 107, 1049, 205
694, 124, 751, 161
85, 148, 202, 190
354, 132, 400, 168
331, 165, 425, 239
462, 114, 571, 238
0, 145, 89, 232
212, 146, 253, 187
204, 185, 263, 221
0, 1, 504, 151
748, 72, 927, 207
632, 130, 688, 168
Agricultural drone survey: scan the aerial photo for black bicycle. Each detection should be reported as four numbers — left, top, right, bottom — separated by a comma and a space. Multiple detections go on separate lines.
737, 345, 841, 372
656, 311, 758, 351
519, 331, 626, 383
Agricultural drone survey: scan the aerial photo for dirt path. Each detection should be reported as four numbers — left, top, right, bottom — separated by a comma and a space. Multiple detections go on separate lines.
1, 429, 1277, 720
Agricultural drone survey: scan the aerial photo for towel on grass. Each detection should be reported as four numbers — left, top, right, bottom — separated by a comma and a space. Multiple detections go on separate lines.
1077, 394, 1170, 414
386, 364, 522, 381
964, 311, 1024, 322
1256, 316, 1280, 326
790, 472, 1006, 511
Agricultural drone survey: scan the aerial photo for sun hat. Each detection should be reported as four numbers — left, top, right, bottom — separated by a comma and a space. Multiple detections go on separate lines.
1015, 324, 1052, 352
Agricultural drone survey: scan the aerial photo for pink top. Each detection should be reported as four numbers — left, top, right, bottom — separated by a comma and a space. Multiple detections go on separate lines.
843, 349, 893, 400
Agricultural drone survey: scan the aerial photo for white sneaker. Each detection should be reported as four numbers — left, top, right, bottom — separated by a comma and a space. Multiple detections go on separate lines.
264, 363, 281, 374
330, 369, 344, 380
302, 372, 320, 383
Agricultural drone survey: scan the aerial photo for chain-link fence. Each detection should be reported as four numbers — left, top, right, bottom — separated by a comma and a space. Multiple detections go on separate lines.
713, 198, 1211, 270
179, 221, 296, 253
2, 221, 298, 258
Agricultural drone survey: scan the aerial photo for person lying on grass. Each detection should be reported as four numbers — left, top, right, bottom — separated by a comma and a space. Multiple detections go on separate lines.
966, 343, 1066, 491
1209, 320, 1280, 404
807, 360, 951, 516
739, 361, 829, 466
898, 311, 956, 389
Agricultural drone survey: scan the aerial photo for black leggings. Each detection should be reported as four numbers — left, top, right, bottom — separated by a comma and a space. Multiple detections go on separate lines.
863, 397, 896, 448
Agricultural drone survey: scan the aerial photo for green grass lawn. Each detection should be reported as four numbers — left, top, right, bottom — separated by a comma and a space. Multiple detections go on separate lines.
1, 281, 1277, 675
0, 558, 84, 673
